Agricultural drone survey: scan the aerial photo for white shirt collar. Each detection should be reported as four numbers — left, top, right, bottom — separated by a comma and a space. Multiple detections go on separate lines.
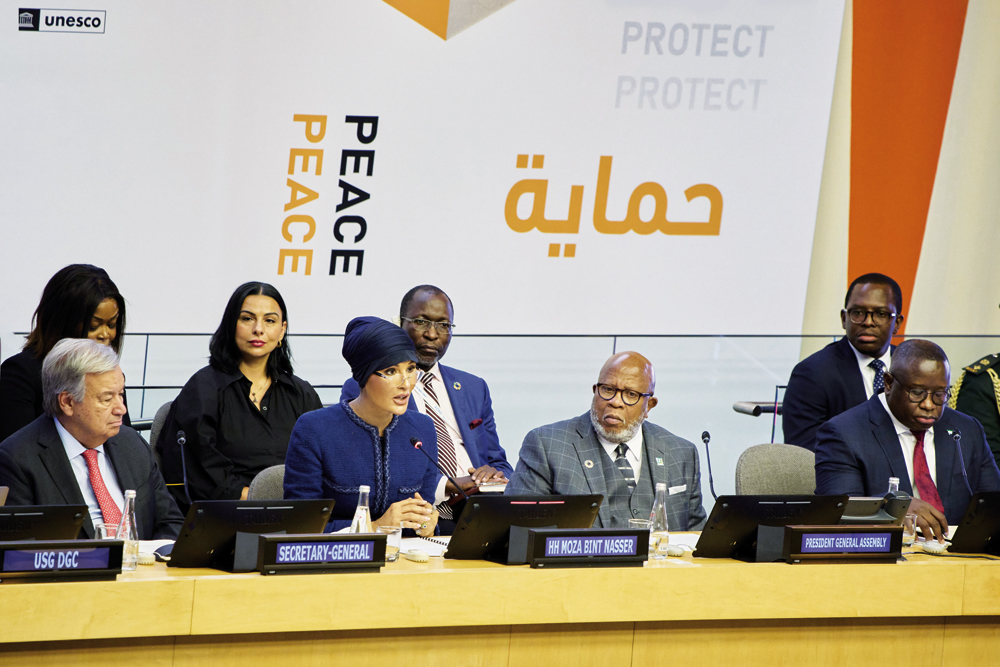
54, 417, 105, 459
850, 340, 891, 368
596, 423, 644, 457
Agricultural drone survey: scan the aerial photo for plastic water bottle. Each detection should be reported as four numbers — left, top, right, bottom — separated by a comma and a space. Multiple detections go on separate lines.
887, 477, 900, 494
648, 482, 671, 559
350, 485, 372, 533
117, 490, 139, 571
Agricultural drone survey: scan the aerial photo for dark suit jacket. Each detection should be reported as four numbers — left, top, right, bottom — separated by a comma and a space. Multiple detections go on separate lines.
506, 413, 707, 530
783, 337, 887, 450
0, 349, 131, 443
341, 364, 512, 477
815, 396, 1000, 524
0, 416, 184, 539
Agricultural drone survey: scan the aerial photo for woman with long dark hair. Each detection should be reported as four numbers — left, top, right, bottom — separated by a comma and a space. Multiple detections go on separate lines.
157, 282, 321, 504
284, 316, 440, 535
0, 264, 129, 442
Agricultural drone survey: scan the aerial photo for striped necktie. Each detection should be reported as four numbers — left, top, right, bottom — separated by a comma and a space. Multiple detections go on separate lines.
911, 430, 945, 514
421, 372, 459, 519
615, 444, 636, 491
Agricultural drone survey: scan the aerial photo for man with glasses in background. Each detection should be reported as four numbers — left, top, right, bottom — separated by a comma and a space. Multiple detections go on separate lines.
783, 273, 905, 450
506, 351, 707, 530
341, 285, 511, 533
815, 339, 1000, 542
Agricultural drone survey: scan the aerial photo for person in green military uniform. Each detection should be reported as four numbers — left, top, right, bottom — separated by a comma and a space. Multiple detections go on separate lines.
951, 350, 1000, 461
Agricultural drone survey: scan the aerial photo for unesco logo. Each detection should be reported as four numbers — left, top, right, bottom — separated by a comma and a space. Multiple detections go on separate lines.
18, 7, 106, 33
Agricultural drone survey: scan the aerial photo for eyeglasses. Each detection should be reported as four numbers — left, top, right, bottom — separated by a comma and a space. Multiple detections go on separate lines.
846, 308, 896, 325
898, 385, 950, 406
595, 384, 653, 406
373, 367, 418, 383
401, 317, 456, 334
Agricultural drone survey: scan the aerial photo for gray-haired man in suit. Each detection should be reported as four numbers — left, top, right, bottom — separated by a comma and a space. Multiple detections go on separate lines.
0, 338, 183, 540
507, 352, 707, 530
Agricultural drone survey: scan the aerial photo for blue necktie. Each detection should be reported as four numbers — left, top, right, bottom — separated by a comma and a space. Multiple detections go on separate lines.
869, 359, 886, 394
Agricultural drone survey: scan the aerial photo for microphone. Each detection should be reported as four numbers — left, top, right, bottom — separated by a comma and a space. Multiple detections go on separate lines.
948, 429, 973, 496
410, 437, 470, 501
176, 430, 186, 446
701, 431, 717, 501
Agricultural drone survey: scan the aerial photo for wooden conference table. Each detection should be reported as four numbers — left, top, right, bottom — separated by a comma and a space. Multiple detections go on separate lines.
1, 537, 999, 666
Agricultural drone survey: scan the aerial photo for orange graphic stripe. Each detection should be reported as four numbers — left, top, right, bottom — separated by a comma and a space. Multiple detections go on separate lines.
382, 0, 450, 40
849, 0, 968, 334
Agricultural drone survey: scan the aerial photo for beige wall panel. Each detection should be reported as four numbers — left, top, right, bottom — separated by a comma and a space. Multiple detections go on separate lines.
633, 617, 944, 667
908, 0, 1000, 346
800, 0, 853, 359
508, 622, 634, 667
0, 637, 174, 667
173, 626, 511, 667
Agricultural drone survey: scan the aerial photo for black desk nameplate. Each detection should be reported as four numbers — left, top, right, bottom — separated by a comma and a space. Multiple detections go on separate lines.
257, 533, 387, 575
526, 528, 648, 569
783, 525, 903, 564
0, 539, 124, 583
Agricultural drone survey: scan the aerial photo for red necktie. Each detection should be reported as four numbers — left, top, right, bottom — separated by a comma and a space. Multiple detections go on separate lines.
82, 449, 122, 528
911, 430, 945, 515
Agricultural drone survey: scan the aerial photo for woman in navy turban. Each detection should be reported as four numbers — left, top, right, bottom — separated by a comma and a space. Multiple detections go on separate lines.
284, 317, 440, 535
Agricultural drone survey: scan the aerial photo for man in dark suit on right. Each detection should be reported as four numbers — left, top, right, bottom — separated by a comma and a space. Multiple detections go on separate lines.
815, 339, 1000, 542
783, 273, 904, 450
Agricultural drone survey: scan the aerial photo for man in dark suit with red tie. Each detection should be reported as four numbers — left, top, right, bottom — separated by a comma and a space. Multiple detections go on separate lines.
815, 339, 1000, 542
0, 338, 183, 540
783, 273, 905, 450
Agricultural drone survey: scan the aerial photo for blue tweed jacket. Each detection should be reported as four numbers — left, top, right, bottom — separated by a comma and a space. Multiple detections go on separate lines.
283, 401, 440, 531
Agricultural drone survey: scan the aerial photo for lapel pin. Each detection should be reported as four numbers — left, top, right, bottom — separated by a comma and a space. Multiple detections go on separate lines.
655, 457, 664, 466
453, 381, 462, 390
584, 460, 594, 468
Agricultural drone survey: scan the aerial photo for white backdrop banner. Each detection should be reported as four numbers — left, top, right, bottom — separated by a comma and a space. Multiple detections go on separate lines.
1, 0, 844, 337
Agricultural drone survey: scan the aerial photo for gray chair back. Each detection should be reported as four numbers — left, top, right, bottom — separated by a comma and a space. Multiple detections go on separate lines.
248, 464, 286, 500
148, 400, 173, 469
735, 443, 816, 495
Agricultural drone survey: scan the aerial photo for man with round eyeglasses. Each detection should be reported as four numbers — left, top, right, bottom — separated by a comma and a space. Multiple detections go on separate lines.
815, 340, 1000, 541
507, 352, 707, 530
783, 273, 905, 450
341, 285, 512, 533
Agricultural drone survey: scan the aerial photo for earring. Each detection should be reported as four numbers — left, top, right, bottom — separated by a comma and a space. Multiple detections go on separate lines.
278, 340, 282, 347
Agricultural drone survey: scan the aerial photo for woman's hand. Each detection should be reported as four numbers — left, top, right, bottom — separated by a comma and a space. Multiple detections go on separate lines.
373, 493, 437, 534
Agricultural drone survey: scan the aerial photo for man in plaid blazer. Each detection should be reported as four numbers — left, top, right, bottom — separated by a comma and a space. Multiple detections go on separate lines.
506, 352, 707, 530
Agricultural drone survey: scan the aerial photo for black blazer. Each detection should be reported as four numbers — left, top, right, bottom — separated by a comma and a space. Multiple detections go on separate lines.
0, 415, 183, 539
0, 349, 131, 443
783, 337, 886, 450
815, 396, 1000, 524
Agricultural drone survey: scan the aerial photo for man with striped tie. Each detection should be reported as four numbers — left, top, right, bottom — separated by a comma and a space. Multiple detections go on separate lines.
340, 285, 512, 533
815, 339, 1000, 542
506, 352, 707, 531
783, 273, 905, 450
0, 338, 183, 539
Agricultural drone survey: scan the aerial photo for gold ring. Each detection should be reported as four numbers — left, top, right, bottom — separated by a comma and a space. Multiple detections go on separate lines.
421, 523, 427, 529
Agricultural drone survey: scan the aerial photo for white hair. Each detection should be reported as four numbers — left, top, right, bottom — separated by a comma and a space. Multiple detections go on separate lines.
42, 338, 119, 416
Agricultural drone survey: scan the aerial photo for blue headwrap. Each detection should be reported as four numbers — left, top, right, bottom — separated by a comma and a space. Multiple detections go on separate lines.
342, 316, 417, 388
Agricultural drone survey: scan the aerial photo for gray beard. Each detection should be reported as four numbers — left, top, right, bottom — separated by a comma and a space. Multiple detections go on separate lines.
590, 404, 643, 444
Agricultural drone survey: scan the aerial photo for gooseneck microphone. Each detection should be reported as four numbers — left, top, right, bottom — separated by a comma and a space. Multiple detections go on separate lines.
948, 429, 973, 496
702, 431, 717, 501
410, 437, 470, 501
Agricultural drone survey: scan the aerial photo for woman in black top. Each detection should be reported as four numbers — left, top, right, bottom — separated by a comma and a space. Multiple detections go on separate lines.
157, 282, 322, 505
0, 264, 129, 442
